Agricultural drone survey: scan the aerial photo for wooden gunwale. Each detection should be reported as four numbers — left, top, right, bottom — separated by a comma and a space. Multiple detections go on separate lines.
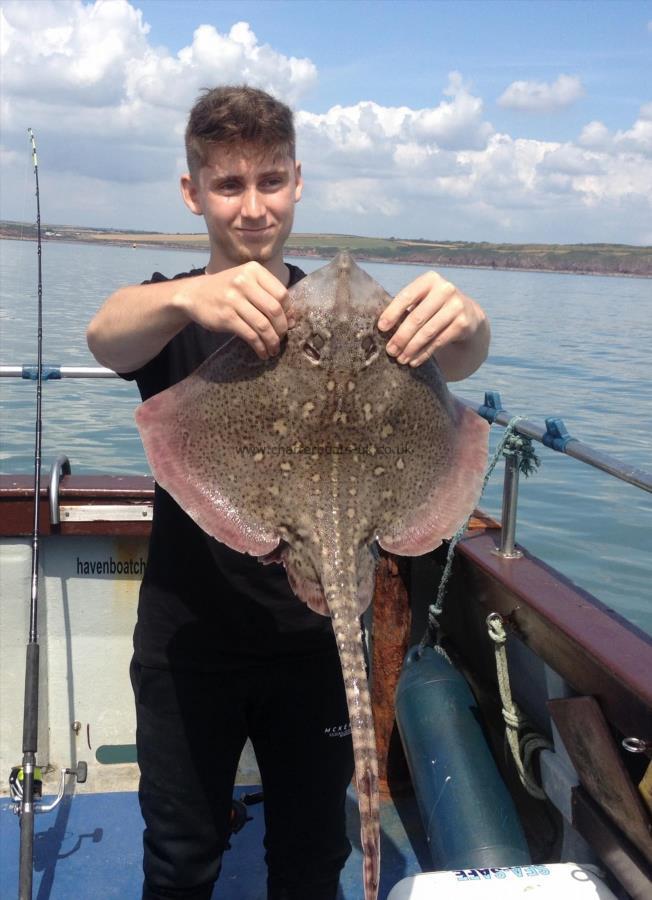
0, 474, 153, 537
456, 530, 652, 741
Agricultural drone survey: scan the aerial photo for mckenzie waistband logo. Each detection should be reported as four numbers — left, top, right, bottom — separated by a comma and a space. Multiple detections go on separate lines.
324, 723, 352, 738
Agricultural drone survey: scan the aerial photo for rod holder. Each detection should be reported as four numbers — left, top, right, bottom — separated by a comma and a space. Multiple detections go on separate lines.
493, 450, 523, 559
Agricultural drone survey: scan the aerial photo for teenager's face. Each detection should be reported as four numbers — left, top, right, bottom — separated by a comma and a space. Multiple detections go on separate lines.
181, 145, 303, 272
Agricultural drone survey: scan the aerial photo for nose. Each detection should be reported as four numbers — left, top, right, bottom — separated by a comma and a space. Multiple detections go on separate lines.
241, 187, 266, 220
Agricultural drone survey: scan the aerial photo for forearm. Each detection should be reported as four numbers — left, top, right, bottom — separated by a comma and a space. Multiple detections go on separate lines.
86, 279, 196, 373
434, 314, 491, 382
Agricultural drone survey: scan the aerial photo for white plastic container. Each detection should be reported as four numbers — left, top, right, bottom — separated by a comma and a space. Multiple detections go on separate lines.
387, 863, 617, 900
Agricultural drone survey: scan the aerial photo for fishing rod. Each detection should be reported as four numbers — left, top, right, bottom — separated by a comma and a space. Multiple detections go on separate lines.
9, 129, 87, 900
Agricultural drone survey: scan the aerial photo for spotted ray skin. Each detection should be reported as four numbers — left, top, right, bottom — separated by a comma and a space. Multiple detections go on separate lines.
135, 252, 489, 900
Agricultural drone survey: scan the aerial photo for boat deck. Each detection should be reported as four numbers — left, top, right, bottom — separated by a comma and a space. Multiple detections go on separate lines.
0, 785, 427, 899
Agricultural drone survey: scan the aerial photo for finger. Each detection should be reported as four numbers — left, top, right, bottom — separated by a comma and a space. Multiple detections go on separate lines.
385, 284, 456, 356
395, 302, 458, 363
377, 272, 447, 332
407, 339, 438, 369
234, 265, 292, 333
234, 294, 285, 356
247, 264, 293, 322
228, 315, 270, 360
240, 280, 292, 343
251, 264, 291, 306
388, 287, 456, 360
409, 321, 459, 368
377, 279, 427, 332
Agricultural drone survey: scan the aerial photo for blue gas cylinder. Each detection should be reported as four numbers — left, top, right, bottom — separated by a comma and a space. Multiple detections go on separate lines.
395, 645, 531, 871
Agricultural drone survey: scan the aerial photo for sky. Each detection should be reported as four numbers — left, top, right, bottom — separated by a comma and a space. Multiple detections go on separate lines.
1, 0, 651, 244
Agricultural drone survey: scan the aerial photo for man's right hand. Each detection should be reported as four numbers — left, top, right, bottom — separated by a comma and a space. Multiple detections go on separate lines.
182, 262, 295, 360
87, 262, 296, 373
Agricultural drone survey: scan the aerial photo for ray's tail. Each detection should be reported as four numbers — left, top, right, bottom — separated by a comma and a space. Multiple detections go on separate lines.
322, 561, 380, 900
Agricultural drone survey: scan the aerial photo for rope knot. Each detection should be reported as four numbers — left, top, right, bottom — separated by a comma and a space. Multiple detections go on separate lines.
503, 430, 540, 477
502, 708, 522, 729
486, 612, 507, 644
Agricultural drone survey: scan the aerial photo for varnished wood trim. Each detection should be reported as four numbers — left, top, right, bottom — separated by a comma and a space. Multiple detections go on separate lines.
456, 531, 652, 739
0, 475, 154, 537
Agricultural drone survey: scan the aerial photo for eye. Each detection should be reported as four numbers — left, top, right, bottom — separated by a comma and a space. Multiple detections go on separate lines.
215, 180, 241, 194
361, 334, 378, 362
302, 340, 321, 362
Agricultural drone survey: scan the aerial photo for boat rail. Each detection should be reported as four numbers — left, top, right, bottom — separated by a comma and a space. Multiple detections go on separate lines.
459, 390, 652, 495
3, 364, 650, 555
3, 365, 650, 490
0, 364, 116, 379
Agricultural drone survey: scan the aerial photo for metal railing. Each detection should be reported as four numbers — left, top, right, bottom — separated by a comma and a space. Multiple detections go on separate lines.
2, 367, 650, 558
0, 365, 116, 379
458, 391, 652, 495
457, 390, 651, 557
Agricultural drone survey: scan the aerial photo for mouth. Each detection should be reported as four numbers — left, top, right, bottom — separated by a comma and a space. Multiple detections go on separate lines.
236, 226, 273, 237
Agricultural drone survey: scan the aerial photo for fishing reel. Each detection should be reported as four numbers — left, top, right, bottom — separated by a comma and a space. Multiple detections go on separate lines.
9, 761, 88, 815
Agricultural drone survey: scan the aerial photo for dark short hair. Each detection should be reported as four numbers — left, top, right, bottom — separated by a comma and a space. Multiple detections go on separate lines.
185, 85, 296, 174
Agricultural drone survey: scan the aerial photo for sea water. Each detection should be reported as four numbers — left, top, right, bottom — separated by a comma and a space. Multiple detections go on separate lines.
1, 238, 650, 633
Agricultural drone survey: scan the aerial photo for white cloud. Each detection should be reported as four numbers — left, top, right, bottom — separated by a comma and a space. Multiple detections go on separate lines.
0, 1, 317, 182
315, 179, 402, 216
1, 0, 150, 104
0, 1, 650, 244
498, 74, 585, 112
126, 21, 317, 111
297, 72, 492, 169
578, 103, 652, 157
296, 73, 494, 190
578, 120, 612, 149
409, 72, 494, 150
538, 145, 605, 176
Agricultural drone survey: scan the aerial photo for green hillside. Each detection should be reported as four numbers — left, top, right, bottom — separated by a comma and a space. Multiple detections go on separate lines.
2, 221, 650, 277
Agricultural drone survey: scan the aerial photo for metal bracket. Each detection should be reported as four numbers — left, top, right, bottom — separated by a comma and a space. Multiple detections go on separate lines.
21, 364, 62, 381
543, 417, 576, 452
477, 390, 504, 424
59, 504, 152, 522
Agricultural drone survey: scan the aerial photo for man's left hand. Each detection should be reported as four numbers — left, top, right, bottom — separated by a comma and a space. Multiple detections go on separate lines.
377, 270, 490, 380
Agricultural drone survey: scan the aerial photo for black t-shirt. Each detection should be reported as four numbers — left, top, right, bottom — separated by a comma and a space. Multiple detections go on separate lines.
122, 264, 336, 669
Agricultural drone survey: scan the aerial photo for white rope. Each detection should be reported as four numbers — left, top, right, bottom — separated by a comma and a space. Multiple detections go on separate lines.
421, 415, 535, 649
486, 612, 552, 800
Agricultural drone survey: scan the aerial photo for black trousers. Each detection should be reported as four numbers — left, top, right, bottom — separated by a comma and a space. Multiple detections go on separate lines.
131, 648, 354, 899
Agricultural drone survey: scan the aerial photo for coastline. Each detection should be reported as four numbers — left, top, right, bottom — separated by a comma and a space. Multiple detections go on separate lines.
2, 229, 650, 280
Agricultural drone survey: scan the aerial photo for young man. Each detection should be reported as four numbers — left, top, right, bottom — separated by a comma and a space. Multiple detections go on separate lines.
87, 86, 489, 900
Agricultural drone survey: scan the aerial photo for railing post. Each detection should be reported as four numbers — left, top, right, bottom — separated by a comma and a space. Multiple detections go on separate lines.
494, 450, 523, 559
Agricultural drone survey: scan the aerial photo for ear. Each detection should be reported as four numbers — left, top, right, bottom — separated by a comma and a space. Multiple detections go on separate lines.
294, 162, 303, 203
180, 173, 203, 216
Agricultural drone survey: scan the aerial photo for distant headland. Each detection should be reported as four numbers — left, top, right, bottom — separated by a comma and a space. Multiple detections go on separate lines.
2, 221, 650, 278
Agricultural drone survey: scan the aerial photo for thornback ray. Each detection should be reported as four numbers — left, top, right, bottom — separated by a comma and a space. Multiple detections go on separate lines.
135, 251, 489, 900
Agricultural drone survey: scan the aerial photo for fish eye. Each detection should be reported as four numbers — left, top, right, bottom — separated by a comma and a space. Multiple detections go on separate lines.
361, 334, 378, 362
302, 341, 321, 362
